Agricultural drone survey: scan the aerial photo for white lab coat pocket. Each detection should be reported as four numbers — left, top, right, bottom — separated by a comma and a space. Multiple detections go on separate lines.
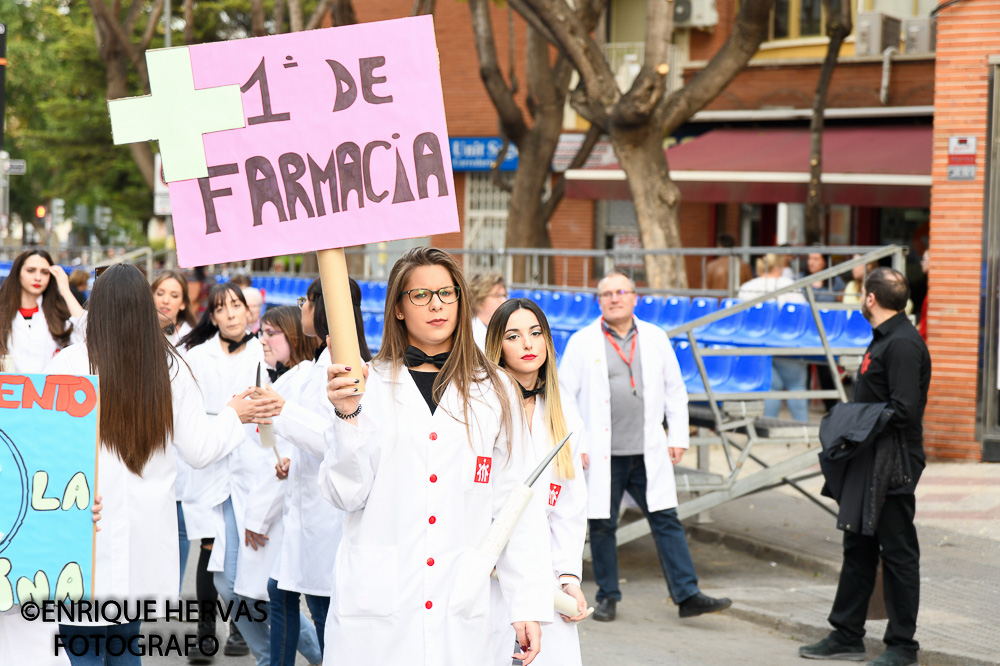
336, 544, 398, 618
449, 548, 497, 620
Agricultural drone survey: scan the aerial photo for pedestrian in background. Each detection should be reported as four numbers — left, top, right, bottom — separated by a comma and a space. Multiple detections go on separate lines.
800, 267, 930, 666
559, 269, 731, 623
468, 270, 508, 350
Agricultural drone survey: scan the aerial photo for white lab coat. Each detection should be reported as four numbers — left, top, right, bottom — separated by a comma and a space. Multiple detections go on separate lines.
318, 362, 553, 665
490, 394, 588, 666
48, 344, 246, 613
472, 316, 488, 351
180, 334, 268, 574
167, 323, 193, 510
257, 353, 343, 597
2, 294, 86, 373
558, 318, 689, 519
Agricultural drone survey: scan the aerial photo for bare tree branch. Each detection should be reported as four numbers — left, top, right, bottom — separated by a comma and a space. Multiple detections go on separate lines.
657, 0, 775, 133
332, 0, 357, 26
274, 0, 287, 34
469, 0, 529, 144
305, 0, 334, 30
123, 0, 144, 35
411, 0, 436, 16
541, 123, 601, 222
89, 0, 151, 93
138, 0, 165, 53
615, 0, 673, 127
288, 0, 304, 32
183, 0, 195, 44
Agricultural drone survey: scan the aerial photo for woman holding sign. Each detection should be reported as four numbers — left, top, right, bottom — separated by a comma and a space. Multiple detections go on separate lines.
485, 298, 589, 666
320, 247, 552, 666
32, 264, 277, 664
0, 249, 86, 373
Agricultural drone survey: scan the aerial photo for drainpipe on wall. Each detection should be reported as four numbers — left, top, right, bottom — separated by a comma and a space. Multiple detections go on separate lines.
880, 47, 899, 106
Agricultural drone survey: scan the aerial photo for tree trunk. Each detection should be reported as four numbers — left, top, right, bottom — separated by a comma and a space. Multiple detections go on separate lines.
804, 0, 852, 240
183, 0, 195, 44
250, 0, 267, 36
288, 0, 305, 32
609, 123, 686, 288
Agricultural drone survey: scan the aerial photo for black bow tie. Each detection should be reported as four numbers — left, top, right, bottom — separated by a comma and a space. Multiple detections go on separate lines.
520, 384, 543, 400
267, 362, 290, 383
223, 332, 255, 353
404, 346, 451, 369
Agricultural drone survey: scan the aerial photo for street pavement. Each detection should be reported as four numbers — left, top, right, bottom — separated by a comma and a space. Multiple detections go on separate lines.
140, 444, 999, 665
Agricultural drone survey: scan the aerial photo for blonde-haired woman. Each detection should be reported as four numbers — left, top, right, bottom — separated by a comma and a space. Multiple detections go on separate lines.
485, 297, 588, 666
468, 270, 508, 350
321, 246, 551, 665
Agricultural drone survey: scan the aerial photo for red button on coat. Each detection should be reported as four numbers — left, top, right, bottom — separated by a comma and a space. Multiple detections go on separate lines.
425, 601, 433, 609
429, 433, 438, 441
429, 474, 438, 483
427, 558, 435, 566
428, 516, 436, 524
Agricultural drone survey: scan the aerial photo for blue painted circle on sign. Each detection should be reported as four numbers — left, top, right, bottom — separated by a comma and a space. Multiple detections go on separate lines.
0, 428, 29, 554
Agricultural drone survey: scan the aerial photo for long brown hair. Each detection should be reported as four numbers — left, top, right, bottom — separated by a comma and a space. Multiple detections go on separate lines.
0, 249, 74, 358
87, 264, 175, 476
262, 305, 318, 367
377, 247, 516, 454
151, 270, 197, 329
484, 298, 574, 479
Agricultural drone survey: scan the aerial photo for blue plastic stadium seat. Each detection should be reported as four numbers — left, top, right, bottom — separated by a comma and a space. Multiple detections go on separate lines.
800, 309, 848, 348
686, 297, 719, 323
695, 298, 745, 344
730, 301, 778, 345
509, 288, 529, 300
370, 282, 388, 315
561, 293, 596, 329
715, 355, 772, 392
673, 340, 699, 382
365, 312, 384, 354
544, 291, 572, 325
675, 342, 735, 394
657, 296, 690, 330
635, 295, 665, 324
832, 310, 873, 348
551, 329, 571, 359
531, 290, 555, 314
769, 302, 812, 346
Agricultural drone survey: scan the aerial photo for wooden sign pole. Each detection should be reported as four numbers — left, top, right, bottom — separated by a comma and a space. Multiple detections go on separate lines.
317, 248, 365, 391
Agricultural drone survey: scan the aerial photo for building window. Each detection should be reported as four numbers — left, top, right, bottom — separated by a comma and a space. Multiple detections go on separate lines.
769, 0, 844, 41
464, 172, 513, 273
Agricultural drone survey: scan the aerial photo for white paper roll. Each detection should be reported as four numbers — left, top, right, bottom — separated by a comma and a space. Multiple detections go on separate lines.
480, 484, 533, 559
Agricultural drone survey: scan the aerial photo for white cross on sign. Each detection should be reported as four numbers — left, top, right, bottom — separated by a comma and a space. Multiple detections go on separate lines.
108, 47, 245, 183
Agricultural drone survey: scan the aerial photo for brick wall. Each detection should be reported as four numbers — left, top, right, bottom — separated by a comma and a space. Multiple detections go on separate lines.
924, 0, 1000, 460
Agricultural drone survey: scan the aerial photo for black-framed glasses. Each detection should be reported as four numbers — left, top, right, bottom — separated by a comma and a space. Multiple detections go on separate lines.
598, 289, 636, 300
402, 286, 461, 306
297, 296, 307, 308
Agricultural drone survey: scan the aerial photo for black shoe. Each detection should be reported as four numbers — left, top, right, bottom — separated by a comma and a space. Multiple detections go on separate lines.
799, 633, 866, 661
593, 598, 617, 622
678, 592, 732, 618
187, 631, 217, 664
223, 621, 250, 657
866, 650, 917, 666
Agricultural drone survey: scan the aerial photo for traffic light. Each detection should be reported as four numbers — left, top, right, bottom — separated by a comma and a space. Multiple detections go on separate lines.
35, 204, 46, 219
51, 198, 65, 225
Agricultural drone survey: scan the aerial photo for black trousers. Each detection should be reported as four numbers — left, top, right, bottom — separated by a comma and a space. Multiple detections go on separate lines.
829, 494, 920, 658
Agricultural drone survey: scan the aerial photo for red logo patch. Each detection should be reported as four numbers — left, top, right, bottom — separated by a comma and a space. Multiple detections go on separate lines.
860, 352, 872, 375
474, 456, 492, 484
548, 483, 562, 507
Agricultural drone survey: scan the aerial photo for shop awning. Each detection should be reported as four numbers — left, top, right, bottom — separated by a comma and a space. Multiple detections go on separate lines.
566, 126, 932, 207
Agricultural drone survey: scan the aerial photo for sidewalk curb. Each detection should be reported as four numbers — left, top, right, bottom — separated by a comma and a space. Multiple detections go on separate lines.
689, 525, 994, 666
687, 523, 842, 576
726, 604, 994, 666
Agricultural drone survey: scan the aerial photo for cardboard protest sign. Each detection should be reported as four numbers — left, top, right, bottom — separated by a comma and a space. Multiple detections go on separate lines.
131, 16, 458, 267
0, 373, 99, 610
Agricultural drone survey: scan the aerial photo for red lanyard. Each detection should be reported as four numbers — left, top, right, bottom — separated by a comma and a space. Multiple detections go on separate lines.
602, 318, 638, 394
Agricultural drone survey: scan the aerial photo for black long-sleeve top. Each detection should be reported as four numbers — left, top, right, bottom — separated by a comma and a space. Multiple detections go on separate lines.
853, 311, 931, 483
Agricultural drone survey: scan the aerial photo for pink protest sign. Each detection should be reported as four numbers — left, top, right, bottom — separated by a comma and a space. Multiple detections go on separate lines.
167, 16, 458, 267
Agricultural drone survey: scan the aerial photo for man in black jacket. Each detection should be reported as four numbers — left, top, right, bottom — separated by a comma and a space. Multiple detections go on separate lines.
800, 267, 931, 666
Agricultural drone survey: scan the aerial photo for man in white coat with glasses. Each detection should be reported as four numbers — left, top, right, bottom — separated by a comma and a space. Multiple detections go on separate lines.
558, 270, 731, 622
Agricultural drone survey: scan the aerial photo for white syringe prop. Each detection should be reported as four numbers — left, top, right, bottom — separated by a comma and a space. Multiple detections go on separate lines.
255, 363, 283, 467
478, 433, 571, 558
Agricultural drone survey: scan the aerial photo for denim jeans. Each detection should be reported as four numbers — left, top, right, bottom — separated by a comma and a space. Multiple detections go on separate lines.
765, 357, 809, 422
267, 578, 328, 665
588, 455, 700, 604
177, 501, 190, 596
58, 620, 142, 666
215, 497, 272, 666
